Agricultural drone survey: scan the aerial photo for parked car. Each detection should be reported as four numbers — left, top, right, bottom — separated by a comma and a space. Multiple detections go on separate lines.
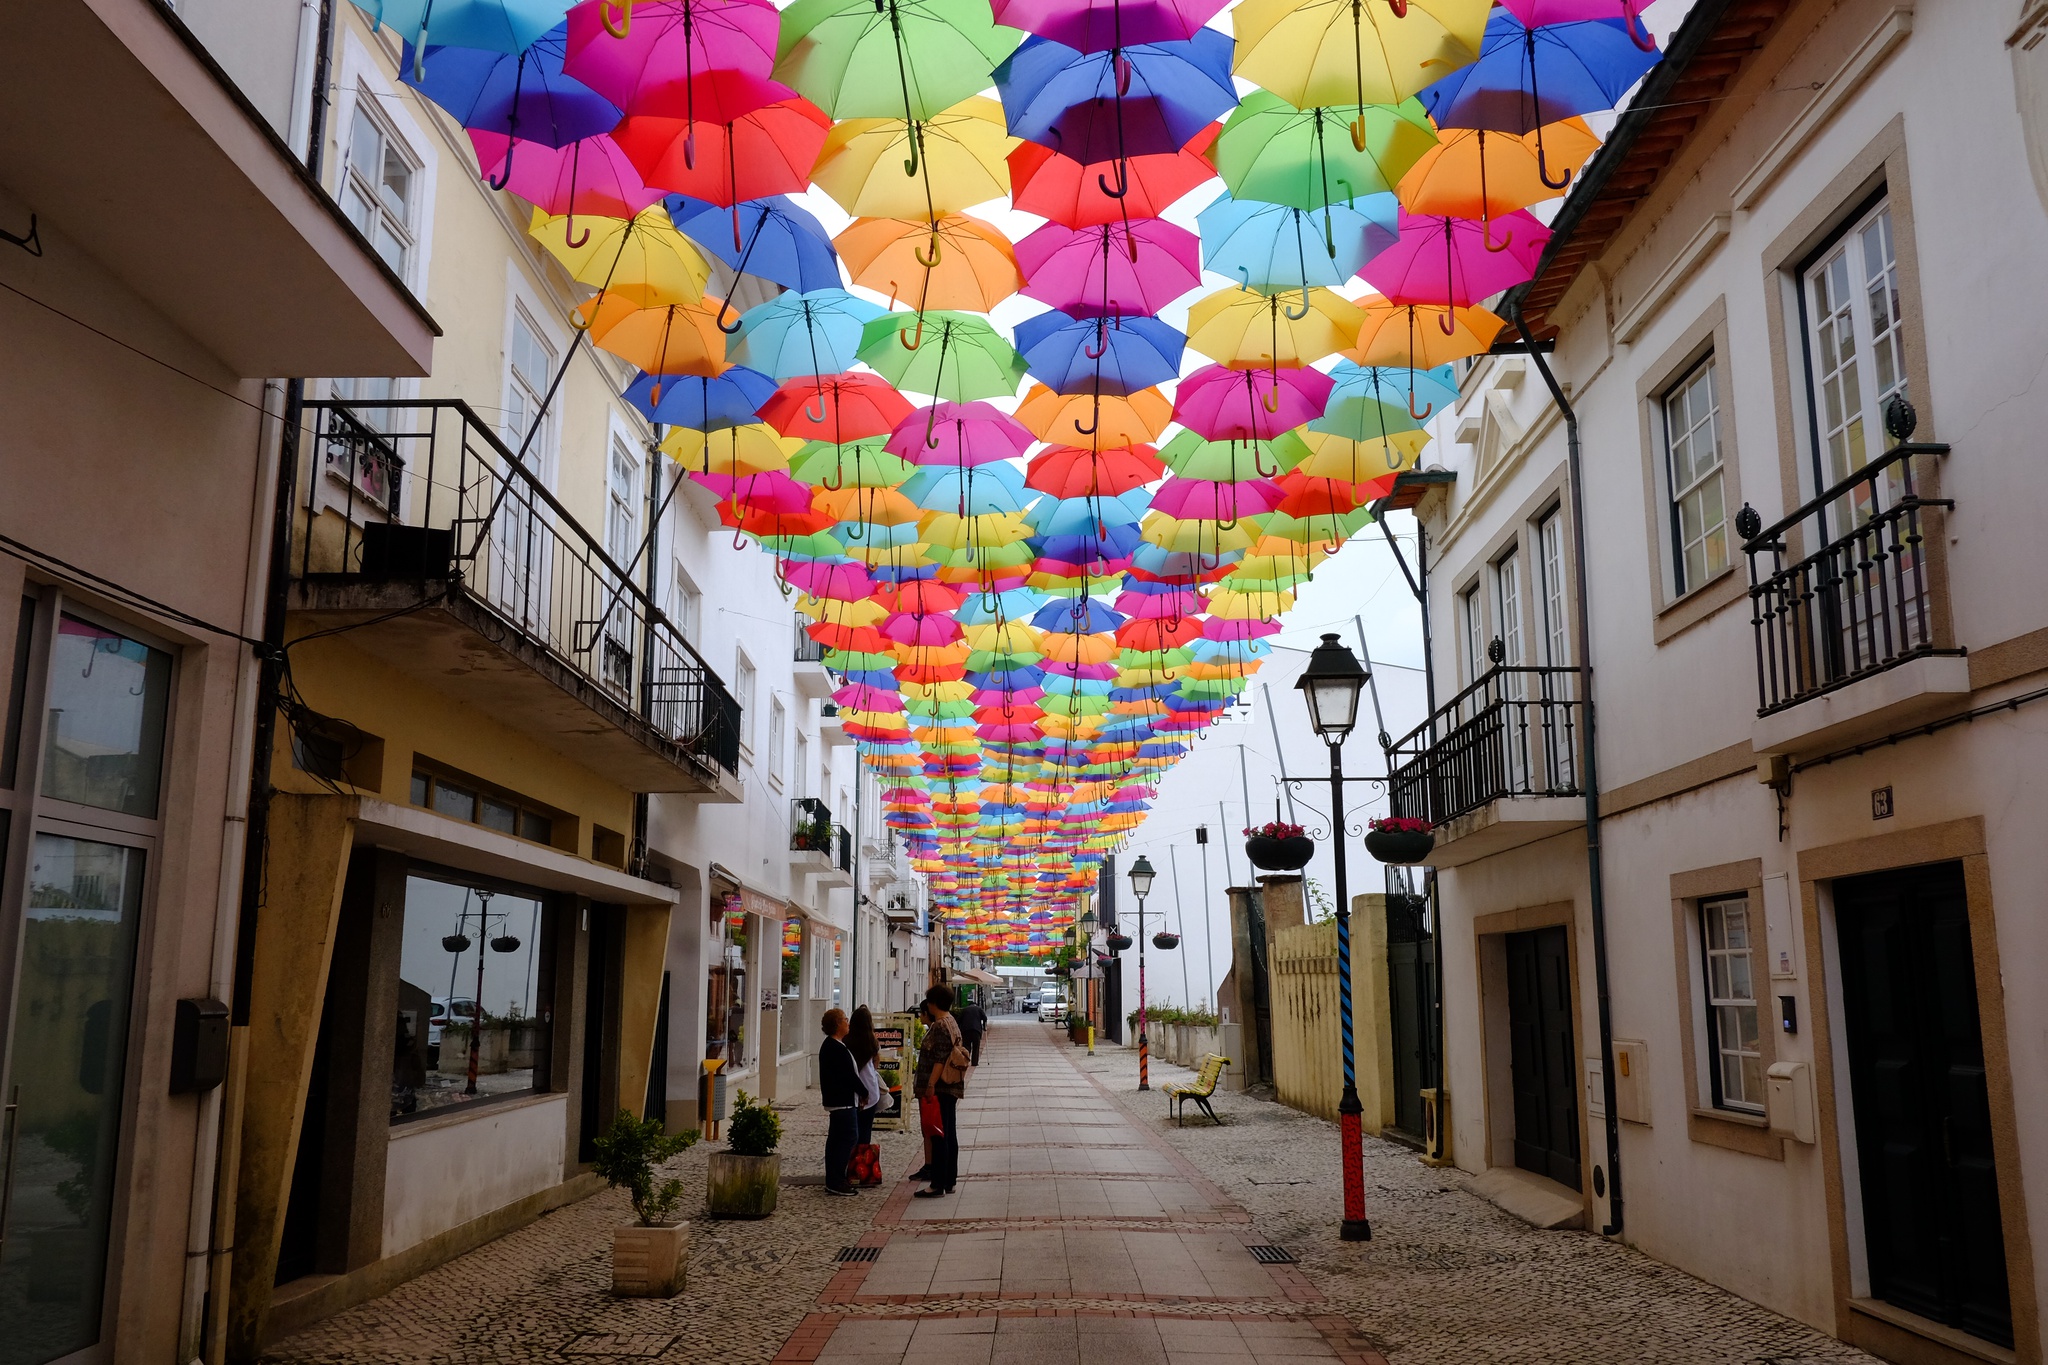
1019, 997, 1039, 1014
430, 996, 478, 1048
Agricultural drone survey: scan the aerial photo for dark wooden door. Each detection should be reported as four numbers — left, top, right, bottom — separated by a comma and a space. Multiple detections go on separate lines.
1386, 894, 1437, 1141
1505, 926, 1580, 1190
1836, 862, 2011, 1349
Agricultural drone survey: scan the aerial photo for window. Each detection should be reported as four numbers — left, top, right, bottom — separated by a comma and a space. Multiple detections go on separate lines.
782, 916, 803, 998
733, 653, 757, 756
1493, 550, 1523, 667
1802, 199, 1905, 494
671, 562, 702, 643
1700, 895, 1764, 1113
342, 109, 418, 278
1460, 584, 1486, 683
411, 768, 553, 845
601, 435, 640, 695
793, 732, 809, 799
1662, 359, 1728, 594
503, 307, 557, 470
1537, 510, 1569, 667
768, 697, 788, 783
325, 376, 404, 510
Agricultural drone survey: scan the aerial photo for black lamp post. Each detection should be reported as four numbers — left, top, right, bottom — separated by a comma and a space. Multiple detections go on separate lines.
1076, 908, 1097, 1037
1294, 633, 1372, 1241
1126, 855, 1161, 1091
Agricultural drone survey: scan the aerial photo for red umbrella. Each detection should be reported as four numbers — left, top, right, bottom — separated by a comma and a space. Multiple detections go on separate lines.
1174, 364, 1332, 442
1008, 124, 1219, 228
873, 580, 966, 615
1025, 443, 1163, 498
782, 559, 875, 600
757, 373, 913, 440
1115, 616, 1201, 650
613, 97, 830, 203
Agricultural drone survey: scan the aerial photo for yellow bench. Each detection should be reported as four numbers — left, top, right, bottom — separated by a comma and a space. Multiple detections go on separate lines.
1164, 1054, 1230, 1126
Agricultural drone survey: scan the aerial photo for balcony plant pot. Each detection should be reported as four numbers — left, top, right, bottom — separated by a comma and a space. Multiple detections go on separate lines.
1245, 834, 1314, 871
706, 1151, 780, 1219
1364, 829, 1435, 864
612, 1220, 689, 1297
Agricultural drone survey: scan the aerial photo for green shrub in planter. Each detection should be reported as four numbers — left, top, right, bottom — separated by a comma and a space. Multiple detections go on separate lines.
708, 1090, 782, 1219
590, 1111, 700, 1297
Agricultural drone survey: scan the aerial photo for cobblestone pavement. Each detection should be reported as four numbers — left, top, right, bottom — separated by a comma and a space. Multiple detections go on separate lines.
268, 1021, 1885, 1365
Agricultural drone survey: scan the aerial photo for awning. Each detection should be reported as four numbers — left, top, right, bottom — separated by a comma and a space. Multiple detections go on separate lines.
954, 968, 1003, 986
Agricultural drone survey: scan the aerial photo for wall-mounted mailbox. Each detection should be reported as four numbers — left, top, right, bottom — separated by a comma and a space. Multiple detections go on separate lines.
170, 996, 230, 1094
1766, 1061, 1814, 1143
1612, 1039, 1650, 1125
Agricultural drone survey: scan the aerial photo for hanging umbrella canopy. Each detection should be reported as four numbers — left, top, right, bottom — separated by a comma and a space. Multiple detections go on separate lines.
1008, 124, 1218, 227
404, 28, 621, 180
1015, 312, 1187, 396
787, 438, 916, 487
468, 131, 662, 223
1396, 118, 1601, 218
1185, 287, 1364, 369
774, 0, 1023, 122
1212, 92, 1438, 211
1196, 192, 1398, 292
991, 0, 1224, 50
758, 372, 915, 438
813, 98, 1017, 218
836, 214, 1024, 313
1157, 429, 1288, 480
1347, 299, 1506, 366
1317, 362, 1462, 434
662, 421, 801, 473
624, 362, 776, 426
1015, 385, 1173, 445
858, 312, 1030, 402
1275, 425, 1429, 483
1360, 209, 1551, 307
1174, 363, 1333, 441
613, 95, 832, 202
355, 0, 572, 66
563, 0, 780, 106
886, 401, 1035, 464
1025, 443, 1163, 498
582, 294, 728, 379
529, 203, 712, 305
728, 289, 886, 378
1016, 219, 1201, 318
668, 194, 839, 293
1231, 0, 1487, 110
993, 31, 1237, 166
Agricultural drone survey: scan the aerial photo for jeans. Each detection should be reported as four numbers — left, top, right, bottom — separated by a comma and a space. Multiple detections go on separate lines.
857, 1103, 877, 1145
825, 1107, 859, 1190
930, 1093, 959, 1191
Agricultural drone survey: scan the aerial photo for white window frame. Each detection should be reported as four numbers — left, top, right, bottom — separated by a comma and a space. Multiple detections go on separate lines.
1460, 583, 1486, 685
1800, 196, 1906, 499
767, 696, 788, 789
333, 33, 437, 294
1536, 509, 1570, 668
1699, 894, 1764, 1114
733, 651, 757, 758
1661, 357, 1729, 596
670, 560, 702, 644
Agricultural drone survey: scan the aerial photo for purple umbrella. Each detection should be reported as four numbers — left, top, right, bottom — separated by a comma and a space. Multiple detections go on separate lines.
991, 0, 1227, 53
404, 25, 623, 189
1016, 219, 1201, 318
1360, 209, 1551, 311
1174, 364, 1333, 442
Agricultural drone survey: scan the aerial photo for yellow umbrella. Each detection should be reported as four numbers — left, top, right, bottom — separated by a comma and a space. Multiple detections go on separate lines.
796, 594, 888, 626
531, 206, 710, 310
1140, 514, 1261, 554
1186, 287, 1365, 369
918, 510, 1031, 550
1397, 119, 1603, 220
1233, 0, 1490, 112
1280, 426, 1429, 482
812, 98, 1015, 219
661, 422, 800, 474
1348, 300, 1505, 368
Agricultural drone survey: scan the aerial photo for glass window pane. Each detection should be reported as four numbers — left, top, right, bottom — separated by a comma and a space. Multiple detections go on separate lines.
395, 877, 548, 1121
0, 836, 146, 1358
41, 616, 172, 817
431, 780, 477, 823
350, 116, 380, 184
518, 810, 551, 844
3, 596, 33, 788
379, 145, 411, 218
410, 772, 429, 806
479, 797, 517, 834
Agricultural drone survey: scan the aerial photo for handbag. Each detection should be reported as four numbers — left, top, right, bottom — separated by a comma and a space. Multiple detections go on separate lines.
919, 1092, 944, 1137
935, 1018, 973, 1085
850, 1142, 883, 1187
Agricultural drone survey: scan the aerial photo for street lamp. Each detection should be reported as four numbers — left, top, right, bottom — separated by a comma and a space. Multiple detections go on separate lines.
1126, 854, 1170, 1091
1294, 634, 1373, 1242
1075, 908, 1097, 1032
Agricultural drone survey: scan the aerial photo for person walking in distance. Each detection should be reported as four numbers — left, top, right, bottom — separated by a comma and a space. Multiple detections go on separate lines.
818, 1008, 860, 1196
911, 984, 970, 1198
846, 1005, 886, 1188
955, 994, 988, 1066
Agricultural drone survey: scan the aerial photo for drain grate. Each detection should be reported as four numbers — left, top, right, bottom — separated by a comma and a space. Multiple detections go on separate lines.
837, 1245, 883, 1262
559, 1333, 677, 1357
1247, 1245, 1297, 1264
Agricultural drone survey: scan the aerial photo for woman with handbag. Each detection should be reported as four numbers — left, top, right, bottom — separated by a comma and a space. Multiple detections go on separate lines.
847, 1005, 885, 1188
817, 1008, 860, 1196
911, 984, 971, 1198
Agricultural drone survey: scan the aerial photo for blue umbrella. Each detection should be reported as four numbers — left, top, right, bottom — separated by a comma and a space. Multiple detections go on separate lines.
993, 30, 1237, 191
368, 0, 572, 78
622, 365, 777, 429
900, 462, 1034, 515
668, 195, 842, 312
1031, 597, 1126, 632
1026, 488, 1151, 535
402, 26, 618, 186
1419, 13, 1659, 188
1196, 191, 1399, 291
1316, 363, 1462, 432
1014, 311, 1186, 397
728, 290, 885, 379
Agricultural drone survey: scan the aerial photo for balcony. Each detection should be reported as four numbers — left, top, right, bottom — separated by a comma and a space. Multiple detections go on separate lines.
289, 401, 742, 798
793, 614, 835, 699
790, 797, 850, 888
1741, 426, 1966, 757
1388, 665, 1587, 867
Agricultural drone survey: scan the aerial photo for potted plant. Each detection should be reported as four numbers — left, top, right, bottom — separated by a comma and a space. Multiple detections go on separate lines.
1105, 932, 1133, 952
706, 1089, 781, 1218
589, 1109, 700, 1297
1152, 931, 1180, 949
1364, 815, 1435, 864
1244, 820, 1314, 871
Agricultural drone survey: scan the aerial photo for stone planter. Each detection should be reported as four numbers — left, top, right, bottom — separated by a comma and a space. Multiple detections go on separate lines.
706, 1151, 780, 1218
612, 1220, 688, 1297
1364, 828, 1435, 864
1245, 834, 1315, 871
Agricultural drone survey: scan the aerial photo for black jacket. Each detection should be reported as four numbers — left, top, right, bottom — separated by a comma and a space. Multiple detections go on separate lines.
955, 1004, 987, 1040
819, 1035, 859, 1108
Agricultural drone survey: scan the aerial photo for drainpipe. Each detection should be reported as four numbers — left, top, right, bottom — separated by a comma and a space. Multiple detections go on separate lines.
1510, 308, 1623, 1238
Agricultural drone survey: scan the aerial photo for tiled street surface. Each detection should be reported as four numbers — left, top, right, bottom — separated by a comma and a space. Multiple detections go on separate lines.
267, 1019, 1886, 1364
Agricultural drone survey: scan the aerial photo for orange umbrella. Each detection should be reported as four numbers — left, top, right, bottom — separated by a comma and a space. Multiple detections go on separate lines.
1397, 119, 1601, 226
582, 293, 726, 384
835, 214, 1022, 313
1015, 385, 1173, 445
1348, 300, 1504, 368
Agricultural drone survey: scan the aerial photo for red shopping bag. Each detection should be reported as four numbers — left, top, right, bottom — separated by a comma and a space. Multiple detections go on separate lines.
850, 1143, 882, 1186
919, 1093, 944, 1137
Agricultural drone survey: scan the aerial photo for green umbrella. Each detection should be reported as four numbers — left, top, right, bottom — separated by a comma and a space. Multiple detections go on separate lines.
1158, 430, 1300, 481
788, 438, 916, 489
859, 312, 1028, 404
776, 0, 1020, 133
1214, 91, 1437, 211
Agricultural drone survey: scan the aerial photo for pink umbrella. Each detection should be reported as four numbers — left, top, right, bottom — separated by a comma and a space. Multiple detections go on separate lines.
1203, 617, 1283, 640
991, 0, 1227, 52
834, 683, 905, 710
971, 685, 1046, 704
1497, 0, 1657, 51
466, 132, 663, 230
783, 559, 875, 600
1174, 364, 1333, 442
1149, 477, 1286, 521
689, 469, 811, 514
1113, 586, 1201, 619
1360, 209, 1552, 311
881, 613, 965, 646
885, 402, 1035, 465
565, 0, 780, 114
1015, 219, 1202, 319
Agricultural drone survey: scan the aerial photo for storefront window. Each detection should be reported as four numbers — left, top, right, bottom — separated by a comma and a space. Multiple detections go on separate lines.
40, 616, 171, 817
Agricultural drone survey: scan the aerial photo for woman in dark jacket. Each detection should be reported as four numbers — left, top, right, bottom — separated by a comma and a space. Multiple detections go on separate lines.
818, 1008, 859, 1195
847, 1005, 883, 1145
910, 984, 967, 1198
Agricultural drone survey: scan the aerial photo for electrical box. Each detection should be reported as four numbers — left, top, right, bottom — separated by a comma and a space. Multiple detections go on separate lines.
1612, 1040, 1650, 1125
169, 997, 229, 1094
1766, 1061, 1815, 1143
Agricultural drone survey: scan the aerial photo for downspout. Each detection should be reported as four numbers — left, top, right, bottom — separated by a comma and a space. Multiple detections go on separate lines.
1510, 308, 1622, 1238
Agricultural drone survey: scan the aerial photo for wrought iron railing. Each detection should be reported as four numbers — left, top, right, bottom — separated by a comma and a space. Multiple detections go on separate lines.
790, 797, 833, 854
837, 824, 853, 873
1739, 423, 1955, 717
1388, 665, 1586, 828
794, 615, 826, 663
296, 400, 741, 778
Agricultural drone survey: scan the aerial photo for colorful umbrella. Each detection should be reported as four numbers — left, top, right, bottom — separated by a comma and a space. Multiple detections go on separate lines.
1008, 125, 1218, 226
993, 31, 1238, 171
728, 289, 886, 379
668, 194, 840, 300
1359, 209, 1551, 307
1231, 0, 1489, 112
1196, 192, 1398, 291
612, 96, 833, 202
529, 204, 711, 306
1212, 92, 1438, 211
812, 99, 1016, 218
836, 214, 1023, 313
1015, 312, 1187, 395
1173, 363, 1333, 441
404, 28, 621, 189
990, 0, 1225, 51
774, 0, 1022, 127
857, 312, 1029, 402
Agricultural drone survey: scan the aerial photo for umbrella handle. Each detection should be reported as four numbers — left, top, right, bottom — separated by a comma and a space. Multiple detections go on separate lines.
899, 314, 926, 350
1483, 219, 1515, 254
715, 295, 743, 334
1073, 394, 1101, 437
563, 212, 590, 250
410, 0, 433, 81
1407, 391, 1434, 421
1537, 139, 1574, 192
601, 0, 632, 38
1235, 266, 1252, 294
1625, 3, 1657, 51
1252, 441, 1278, 477
805, 386, 828, 424
1349, 116, 1367, 154
1261, 380, 1281, 414
1385, 0, 1406, 14
1083, 320, 1108, 360
1284, 285, 1311, 321
823, 451, 845, 492
488, 137, 518, 191
1437, 306, 1457, 336
1096, 159, 1130, 200
684, 132, 696, 171
913, 235, 943, 269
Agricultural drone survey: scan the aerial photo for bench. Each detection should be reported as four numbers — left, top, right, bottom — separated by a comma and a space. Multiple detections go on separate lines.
1164, 1054, 1230, 1126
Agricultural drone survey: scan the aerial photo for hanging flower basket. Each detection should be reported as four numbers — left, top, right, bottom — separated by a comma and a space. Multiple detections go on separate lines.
1243, 821, 1314, 871
1106, 932, 1133, 952
1152, 932, 1180, 950
1364, 816, 1435, 865
441, 933, 472, 953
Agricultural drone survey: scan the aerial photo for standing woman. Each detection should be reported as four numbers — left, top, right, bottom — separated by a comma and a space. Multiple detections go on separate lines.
818, 1008, 860, 1196
847, 1005, 885, 1187
911, 984, 970, 1198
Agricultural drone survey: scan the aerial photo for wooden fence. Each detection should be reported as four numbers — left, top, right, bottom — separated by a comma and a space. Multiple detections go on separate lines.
1268, 900, 1396, 1132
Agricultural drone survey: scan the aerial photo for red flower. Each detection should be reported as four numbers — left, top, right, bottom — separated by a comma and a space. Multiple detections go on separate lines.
1244, 821, 1306, 840
1368, 815, 1432, 834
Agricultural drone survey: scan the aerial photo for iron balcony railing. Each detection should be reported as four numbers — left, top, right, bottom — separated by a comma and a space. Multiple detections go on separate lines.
791, 797, 833, 854
837, 824, 853, 873
794, 615, 826, 663
298, 400, 741, 778
1388, 664, 1586, 828
1739, 426, 1955, 717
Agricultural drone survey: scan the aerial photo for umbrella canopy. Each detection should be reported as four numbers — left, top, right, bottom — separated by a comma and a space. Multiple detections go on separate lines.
529, 203, 711, 305
1396, 118, 1601, 219
1015, 220, 1201, 318
727, 289, 886, 378
612, 96, 832, 202
583, 294, 727, 378
1317, 362, 1461, 433
886, 401, 1035, 464
759, 372, 915, 439
1015, 312, 1187, 396
774, 0, 1023, 122
1184, 287, 1364, 369
858, 312, 1030, 402
812, 98, 1016, 217
993, 31, 1238, 166
662, 421, 801, 473
1213, 92, 1438, 210
563, 0, 780, 111
1231, 0, 1489, 110
787, 437, 915, 487
836, 214, 1024, 313
1174, 364, 1333, 441
1026, 443, 1164, 498
1196, 192, 1398, 291
1015, 385, 1173, 445
1347, 299, 1506, 366
991, 0, 1225, 51
1359, 209, 1551, 306
1275, 425, 1429, 482
1008, 125, 1218, 226
668, 194, 839, 294
355, 0, 570, 66
404, 29, 621, 183
624, 363, 776, 426
466, 131, 662, 222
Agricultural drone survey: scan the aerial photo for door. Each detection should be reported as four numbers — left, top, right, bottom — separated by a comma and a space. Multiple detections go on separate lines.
1835, 863, 2011, 1349
1505, 927, 1580, 1190
1385, 893, 1437, 1141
